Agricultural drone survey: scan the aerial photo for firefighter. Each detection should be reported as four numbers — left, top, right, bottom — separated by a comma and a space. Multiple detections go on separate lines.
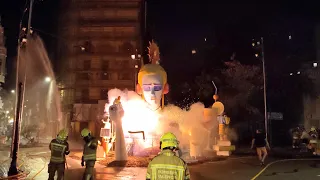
291, 127, 301, 149
146, 132, 190, 180
309, 126, 318, 152
48, 129, 70, 180
81, 128, 98, 180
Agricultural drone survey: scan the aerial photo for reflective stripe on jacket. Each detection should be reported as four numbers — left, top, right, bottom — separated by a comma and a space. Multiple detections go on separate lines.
146, 149, 190, 180
49, 139, 69, 163
83, 138, 98, 161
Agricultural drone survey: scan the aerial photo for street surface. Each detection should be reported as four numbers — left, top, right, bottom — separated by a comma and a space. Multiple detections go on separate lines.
63, 156, 320, 180
2, 146, 320, 179
190, 156, 320, 180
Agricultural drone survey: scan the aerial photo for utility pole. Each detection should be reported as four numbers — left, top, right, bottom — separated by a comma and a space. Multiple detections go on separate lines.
8, 83, 24, 176
261, 37, 268, 142
252, 37, 268, 142
8, 0, 34, 176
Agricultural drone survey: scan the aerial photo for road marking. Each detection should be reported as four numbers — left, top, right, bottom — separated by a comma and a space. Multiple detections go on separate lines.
251, 158, 320, 180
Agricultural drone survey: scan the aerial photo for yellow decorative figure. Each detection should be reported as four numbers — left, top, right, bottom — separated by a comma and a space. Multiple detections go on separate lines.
136, 40, 169, 111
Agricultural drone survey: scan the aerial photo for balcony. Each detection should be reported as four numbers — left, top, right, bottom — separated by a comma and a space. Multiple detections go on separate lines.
79, 8, 139, 21
78, 19, 139, 27
74, 79, 133, 88
75, 26, 139, 39
75, 1, 141, 9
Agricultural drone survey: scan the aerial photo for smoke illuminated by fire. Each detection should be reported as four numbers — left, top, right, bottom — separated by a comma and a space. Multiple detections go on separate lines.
104, 88, 220, 156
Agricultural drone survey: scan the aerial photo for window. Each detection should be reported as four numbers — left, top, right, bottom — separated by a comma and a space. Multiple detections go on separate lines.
115, 60, 129, 68
313, 62, 318, 68
100, 89, 108, 100
83, 60, 91, 70
82, 89, 89, 100
76, 73, 90, 80
120, 42, 133, 54
101, 72, 111, 80
102, 60, 109, 70
119, 72, 132, 80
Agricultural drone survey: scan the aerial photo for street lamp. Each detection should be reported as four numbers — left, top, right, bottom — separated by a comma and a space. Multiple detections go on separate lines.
45, 77, 51, 83
11, 90, 15, 94
252, 37, 268, 142
131, 52, 141, 91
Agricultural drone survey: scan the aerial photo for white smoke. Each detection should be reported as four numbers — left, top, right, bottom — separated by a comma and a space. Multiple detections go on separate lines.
105, 89, 221, 157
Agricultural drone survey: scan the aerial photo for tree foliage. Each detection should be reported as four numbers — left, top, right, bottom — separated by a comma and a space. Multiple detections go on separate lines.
220, 61, 263, 116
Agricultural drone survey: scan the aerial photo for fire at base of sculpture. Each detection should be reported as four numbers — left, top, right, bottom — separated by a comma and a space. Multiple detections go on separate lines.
189, 142, 202, 159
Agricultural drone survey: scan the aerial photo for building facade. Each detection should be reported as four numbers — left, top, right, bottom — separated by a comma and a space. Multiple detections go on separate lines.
303, 23, 320, 130
0, 21, 7, 84
57, 0, 145, 137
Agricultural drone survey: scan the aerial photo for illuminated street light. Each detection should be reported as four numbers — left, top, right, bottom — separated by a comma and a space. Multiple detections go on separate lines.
297, 71, 301, 75
45, 77, 51, 82
6, 110, 9, 114
11, 90, 15, 94
313, 62, 318, 68
131, 54, 136, 60
252, 42, 255, 47
290, 73, 293, 76
135, 65, 138, 69
192, 49, 197, 54
255, 53, 259, 57
137, 54, 141, 58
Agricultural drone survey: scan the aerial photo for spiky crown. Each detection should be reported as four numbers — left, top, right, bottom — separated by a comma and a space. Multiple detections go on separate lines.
147, 40, 160, 64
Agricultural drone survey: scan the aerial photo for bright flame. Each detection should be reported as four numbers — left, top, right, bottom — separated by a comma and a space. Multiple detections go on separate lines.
105, 89, 161, 149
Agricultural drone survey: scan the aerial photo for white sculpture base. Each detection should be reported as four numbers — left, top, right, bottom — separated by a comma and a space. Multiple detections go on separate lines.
115, 124, 128, 161
190, 142, 202, 159
213, 140, 235, 157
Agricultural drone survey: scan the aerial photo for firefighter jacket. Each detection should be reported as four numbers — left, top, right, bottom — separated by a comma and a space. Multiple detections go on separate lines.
146, 149, 190, 180
49, 139, 70, 164
83, 137, 98, 161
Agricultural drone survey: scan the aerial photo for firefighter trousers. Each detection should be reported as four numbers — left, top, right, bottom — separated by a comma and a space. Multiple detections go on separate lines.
48, 162, 65, 180
83, 160, 95, 180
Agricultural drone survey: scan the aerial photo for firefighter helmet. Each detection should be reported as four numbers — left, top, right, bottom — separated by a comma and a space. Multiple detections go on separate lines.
81, 128, 91, 137
160, 132, 179, 150
57, 129, 68, 141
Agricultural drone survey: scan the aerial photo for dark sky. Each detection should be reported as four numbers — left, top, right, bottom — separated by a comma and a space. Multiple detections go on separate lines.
0, 1, 319, 87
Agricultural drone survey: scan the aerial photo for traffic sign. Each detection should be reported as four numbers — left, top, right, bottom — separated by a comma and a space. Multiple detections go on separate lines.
268, 112, 283, 120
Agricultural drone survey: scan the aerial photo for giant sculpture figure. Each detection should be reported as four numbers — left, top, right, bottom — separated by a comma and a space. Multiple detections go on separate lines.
108, 41, 169, 160
212, 95, 235, 156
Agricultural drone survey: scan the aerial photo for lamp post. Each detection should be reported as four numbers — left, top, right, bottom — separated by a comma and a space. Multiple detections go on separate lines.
131, 53, 141, 91
8, 0, 34, 176
252, 37, 268, 141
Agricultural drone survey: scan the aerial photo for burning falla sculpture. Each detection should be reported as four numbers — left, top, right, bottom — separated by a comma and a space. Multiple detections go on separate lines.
108, 41, 169, 161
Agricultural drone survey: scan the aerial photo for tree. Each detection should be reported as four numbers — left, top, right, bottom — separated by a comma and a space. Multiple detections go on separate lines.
193, 60, 263, 123
220, 61, 263, 118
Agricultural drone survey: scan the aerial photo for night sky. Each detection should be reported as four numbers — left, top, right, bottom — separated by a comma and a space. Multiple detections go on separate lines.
0, 1, 319, 88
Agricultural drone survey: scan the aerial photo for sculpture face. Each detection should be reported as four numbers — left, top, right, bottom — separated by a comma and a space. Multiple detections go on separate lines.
141, 74, 164, 110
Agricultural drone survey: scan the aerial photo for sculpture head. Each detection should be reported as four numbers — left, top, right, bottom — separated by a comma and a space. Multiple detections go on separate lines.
136, 40, 169, 110
136, 64, 169, 110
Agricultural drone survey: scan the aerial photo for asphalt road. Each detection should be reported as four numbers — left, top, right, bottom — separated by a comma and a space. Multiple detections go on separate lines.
189, 156, 320, 180
62, 156, 320, 180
